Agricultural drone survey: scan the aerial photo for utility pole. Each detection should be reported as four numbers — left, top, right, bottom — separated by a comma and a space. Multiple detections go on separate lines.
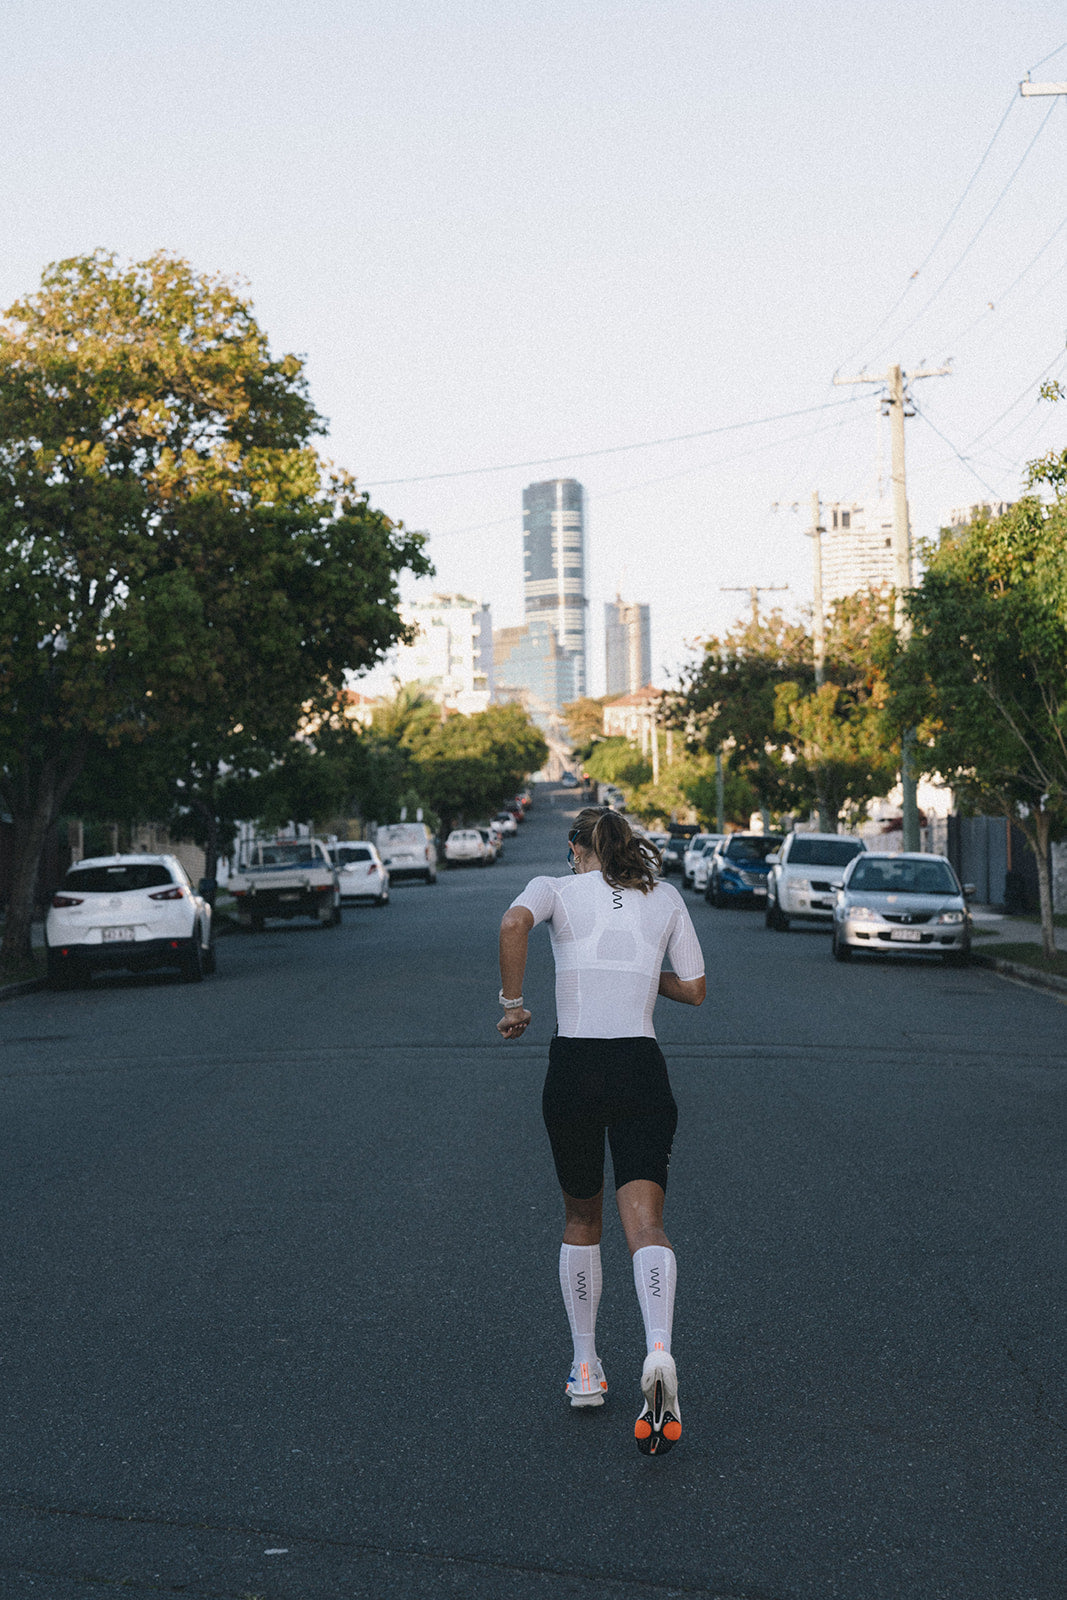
806, 491, 826, 686
833, 362, 950, 850
805, 492, 830, 832
720, 583, 789, 627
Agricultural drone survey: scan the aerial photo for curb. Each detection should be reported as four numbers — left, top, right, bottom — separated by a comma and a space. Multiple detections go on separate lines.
971, 951, 1067, 997
0, 977, 48, 1003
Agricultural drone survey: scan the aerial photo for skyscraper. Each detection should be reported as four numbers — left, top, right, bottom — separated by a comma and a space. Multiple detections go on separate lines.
821, 499, 897, 605
604, 596, 652, 696
522, 478, 587, 700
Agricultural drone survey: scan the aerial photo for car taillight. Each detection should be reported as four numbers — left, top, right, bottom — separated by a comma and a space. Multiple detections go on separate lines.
51, 894, 84, 908
149, 886, 185, 900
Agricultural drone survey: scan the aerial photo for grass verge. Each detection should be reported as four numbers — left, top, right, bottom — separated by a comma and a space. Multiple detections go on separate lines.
983, 942, 1067, 980
0, 949, 47, 988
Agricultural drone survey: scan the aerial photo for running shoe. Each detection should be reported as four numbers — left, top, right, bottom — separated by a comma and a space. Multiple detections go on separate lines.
565, 1356, 608, 1408
634, 1346, 681, 1455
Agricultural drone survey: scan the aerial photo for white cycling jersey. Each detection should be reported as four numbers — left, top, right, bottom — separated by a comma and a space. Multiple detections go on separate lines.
511, 872, 705, 1039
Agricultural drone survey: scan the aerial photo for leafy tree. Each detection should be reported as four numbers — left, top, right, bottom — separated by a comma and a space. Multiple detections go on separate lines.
774, 591, 900, 828
582, 736, 652, 790
672, 609, 813, 818
893, 496, 1067, 957
0, 251, 428, 970
562, 696, 610, 760
407, 704, 547, 829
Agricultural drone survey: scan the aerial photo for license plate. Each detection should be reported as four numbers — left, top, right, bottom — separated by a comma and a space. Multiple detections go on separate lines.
280, 892, 300, 901
102, 926, 135, 942
890, 928, 922, 942
752, 885, 767, 896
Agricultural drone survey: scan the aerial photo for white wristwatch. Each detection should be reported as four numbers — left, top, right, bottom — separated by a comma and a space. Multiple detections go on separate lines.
498, 990, 524, 1009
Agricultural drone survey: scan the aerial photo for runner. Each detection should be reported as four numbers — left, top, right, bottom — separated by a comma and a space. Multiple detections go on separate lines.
497, 806, 706, 1455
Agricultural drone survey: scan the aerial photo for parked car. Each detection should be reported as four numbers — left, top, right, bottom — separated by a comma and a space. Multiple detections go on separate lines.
691, 835, 727, 894
503, 799, 525, 822
661, 837, 688, 877
765, 833, 865, 930
331, 841, 389, 905
493, 810, 519, 835
705, 833, 785, 906
559, 771, 579, 787
682, 833, 719, 889
229, 836, 341, 929
444, 828, 489, 866
832, 852, 973, 964
46, 853, 215, 985
478, 828, 500, 863
375, 822, 438, 884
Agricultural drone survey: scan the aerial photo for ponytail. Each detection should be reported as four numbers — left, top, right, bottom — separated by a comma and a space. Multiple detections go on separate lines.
569, 807, 658, 894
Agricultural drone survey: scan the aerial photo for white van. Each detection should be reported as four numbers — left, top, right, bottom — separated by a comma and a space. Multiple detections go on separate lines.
374, 822, 438, 884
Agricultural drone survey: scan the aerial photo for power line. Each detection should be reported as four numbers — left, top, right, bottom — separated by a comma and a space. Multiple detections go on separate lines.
359, 395, 867, 487
430, 409, 872, 540
911, 402, 1005, 497
880, 96, 1061, 358
1028, 42, 1067, 74
834, 89, 1019, 373
933, 209, 1067, 354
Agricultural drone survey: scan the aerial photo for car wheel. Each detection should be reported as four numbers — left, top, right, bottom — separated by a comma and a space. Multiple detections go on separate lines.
376, 892, 389, 907
250, 911, 265, 934
711, 880, 725, 909
47, 952, 77, 990
832, 928, 852, 962
203, 941, 217, 975
772, 901, 790, 932
426, 870, 437, 884
180, 936, 204, 983
943, 947, 969, 967
764, 901, 776, 929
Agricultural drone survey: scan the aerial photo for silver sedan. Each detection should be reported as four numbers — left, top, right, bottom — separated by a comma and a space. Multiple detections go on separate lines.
832, 852, 973, 965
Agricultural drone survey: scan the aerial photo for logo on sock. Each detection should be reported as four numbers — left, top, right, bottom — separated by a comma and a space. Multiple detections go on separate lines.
576, 1270, 587, 1302
649, 1266, 661, 1297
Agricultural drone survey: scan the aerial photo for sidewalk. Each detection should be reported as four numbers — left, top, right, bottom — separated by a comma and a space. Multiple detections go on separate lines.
970, 906, 1067, 951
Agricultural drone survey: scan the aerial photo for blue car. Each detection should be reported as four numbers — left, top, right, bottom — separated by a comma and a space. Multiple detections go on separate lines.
706, 833, 785, 907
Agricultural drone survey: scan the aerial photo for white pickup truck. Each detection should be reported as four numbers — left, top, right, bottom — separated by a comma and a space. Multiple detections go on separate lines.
228, 838, 341, 931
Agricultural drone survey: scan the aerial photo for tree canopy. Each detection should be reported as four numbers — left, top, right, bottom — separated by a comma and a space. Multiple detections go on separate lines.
893, 496, 1067, 955
0, 251, 429, 969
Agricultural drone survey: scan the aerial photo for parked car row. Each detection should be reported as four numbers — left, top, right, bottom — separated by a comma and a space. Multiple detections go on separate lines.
43, 793, 538, 987
679, 827, 974, 965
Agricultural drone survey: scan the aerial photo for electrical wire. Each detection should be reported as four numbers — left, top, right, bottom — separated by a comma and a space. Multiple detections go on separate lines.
959, 346, 1067, 451
429, 407, 873, 540
1027, 42, 1067, 74
932, 210, 1067, 354
874, 97, 1061, 361
912, 401, 1007, 497
359, 395, 868, 487
833, 89, 1019, 373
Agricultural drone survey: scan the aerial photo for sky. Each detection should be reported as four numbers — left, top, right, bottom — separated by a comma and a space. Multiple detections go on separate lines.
2, 0, 1066, 694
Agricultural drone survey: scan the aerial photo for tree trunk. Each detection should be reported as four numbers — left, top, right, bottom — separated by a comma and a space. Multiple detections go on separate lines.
1030, 808, 1056, 962
1, 769, 59, 971
1, 747, 87, 975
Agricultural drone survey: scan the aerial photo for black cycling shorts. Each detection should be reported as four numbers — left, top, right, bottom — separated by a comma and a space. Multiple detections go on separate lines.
542, 1035, 679, 1200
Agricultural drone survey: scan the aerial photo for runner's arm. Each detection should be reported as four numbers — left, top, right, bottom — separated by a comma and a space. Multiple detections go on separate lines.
658, 970, 706, 1006
498, 906, 535, 1038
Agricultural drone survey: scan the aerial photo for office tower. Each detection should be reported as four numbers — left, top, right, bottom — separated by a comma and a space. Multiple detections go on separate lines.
604, 596, 652, 696
492, 619, 578, 734
821, 500, 897, 606
390, 594, 493, 714
522, 478, 587, 700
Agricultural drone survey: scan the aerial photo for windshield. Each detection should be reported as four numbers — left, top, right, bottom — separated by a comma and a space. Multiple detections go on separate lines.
788, 838, 864, 867
64, 863, 175, 893
725, 836, 783, 863
849, 858, 958, 895
246, 843, 319, 869
377, 826, 421, 846
335, 846, 372, 864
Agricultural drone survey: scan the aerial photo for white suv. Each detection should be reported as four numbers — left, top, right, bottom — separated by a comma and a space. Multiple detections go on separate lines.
46, 854, 214, 985
444, 828, 488, 866
682, 834, 719, 889
374, 822, 438, 884
765, 832, 866, 930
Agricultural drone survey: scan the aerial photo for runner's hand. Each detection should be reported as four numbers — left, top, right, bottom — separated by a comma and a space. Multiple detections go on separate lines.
497, 1008, 532, 1039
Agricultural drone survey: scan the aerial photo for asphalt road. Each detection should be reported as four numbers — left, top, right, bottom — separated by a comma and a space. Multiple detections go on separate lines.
2, 786, 1064, 1600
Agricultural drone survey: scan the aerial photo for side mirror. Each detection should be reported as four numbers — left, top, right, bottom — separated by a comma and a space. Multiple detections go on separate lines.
963, 883, 976, 898
766, 853, 780, 865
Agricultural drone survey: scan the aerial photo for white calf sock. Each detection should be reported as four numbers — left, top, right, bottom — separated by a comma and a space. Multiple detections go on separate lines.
632, 1245, 676, 1355
559, 1244, 602, 1367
